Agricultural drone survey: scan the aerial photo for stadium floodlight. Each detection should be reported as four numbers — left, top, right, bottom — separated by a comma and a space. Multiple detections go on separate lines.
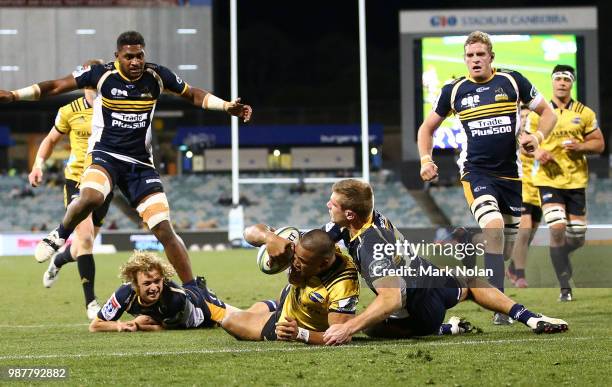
178, 65, 198, 70
177, 28, 198, 34
75, 29, 96, 35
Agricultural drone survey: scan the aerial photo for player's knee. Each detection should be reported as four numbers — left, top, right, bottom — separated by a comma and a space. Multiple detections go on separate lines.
78, 235, 94, 252
470, 195, 504, 230
137, 193, 171, 231
566, 220, 587, 244
502, 214, 520, 244
543, 205, 567, 227
80, 168, 111, 206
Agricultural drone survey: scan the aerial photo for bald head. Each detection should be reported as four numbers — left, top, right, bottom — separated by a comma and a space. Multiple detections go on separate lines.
299, 229, 335, 261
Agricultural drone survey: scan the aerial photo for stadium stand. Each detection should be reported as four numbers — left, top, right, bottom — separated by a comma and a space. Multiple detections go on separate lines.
0, 170, 432, 231
428, 176, 612, 227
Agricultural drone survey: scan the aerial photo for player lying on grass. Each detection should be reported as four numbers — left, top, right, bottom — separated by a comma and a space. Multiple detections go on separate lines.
220, 229, 360, 345
264, 179, 569, 345
89, 251, 231, 332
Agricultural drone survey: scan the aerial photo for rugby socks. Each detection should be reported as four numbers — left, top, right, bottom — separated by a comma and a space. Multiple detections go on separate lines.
515, 269, 526, 279
53, 245, 75, 268
183, 279, 197, 287
509, 303, 538, 326
77, 254, 96, 305
439, 324, 453, 335
485, 252, 505, 292
57, 223, 74, 240
550, 246, 572, 289
564, 240, 582, 255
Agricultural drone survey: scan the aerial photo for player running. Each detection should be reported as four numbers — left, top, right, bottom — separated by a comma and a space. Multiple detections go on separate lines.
528, 64, 605, 301
417, 31, 557, 324
28, 60, 110, 319
222, 229, 360, 345
0, 31, 252, 288
507, 105, 542, 288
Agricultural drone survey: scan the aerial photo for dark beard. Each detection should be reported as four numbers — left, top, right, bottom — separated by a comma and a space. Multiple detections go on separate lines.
288, 267, 306, 287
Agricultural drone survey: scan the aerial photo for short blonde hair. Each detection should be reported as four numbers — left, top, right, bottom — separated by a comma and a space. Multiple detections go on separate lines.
119, 251, 176, 288
332, 179, 374, 220
464, 31, 493, 55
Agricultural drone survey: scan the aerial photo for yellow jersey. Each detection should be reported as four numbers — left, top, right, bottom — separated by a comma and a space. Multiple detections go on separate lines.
279, 252, 359, 332
520, 153, 541, 207
527, 100, 598, 189
54, 97, 93, 182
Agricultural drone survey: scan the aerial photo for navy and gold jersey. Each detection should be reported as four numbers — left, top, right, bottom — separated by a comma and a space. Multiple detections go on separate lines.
325, 210, 438, 318
278, 252, 359, 332
97, 280, 207, 329
434, 69, 542, 177
73, 61, 189, 167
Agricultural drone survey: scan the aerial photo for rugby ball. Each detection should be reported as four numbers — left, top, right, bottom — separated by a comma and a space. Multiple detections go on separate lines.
256, 226, 300, 274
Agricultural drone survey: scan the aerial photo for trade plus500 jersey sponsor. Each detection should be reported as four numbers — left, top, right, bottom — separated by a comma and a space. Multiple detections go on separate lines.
110, 112, 148, 129
467, 116, 512, 137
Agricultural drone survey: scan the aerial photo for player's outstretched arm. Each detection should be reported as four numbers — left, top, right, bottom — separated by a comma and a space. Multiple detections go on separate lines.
324, 280, 402, 345
89, 318, 138, 333
0, 74, 78, 103
180, 86, 252, 123
244, 224, 294, 260
28, 128, 63, 187
417, 111, 445, 181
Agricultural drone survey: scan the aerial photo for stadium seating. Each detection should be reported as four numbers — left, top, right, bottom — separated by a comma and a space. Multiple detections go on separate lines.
0, 171, 432, 231
429, 176, 612, 227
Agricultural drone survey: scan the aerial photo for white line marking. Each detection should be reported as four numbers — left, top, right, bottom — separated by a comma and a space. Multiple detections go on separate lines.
0, 336, 601, 361
0, 323, 89, 329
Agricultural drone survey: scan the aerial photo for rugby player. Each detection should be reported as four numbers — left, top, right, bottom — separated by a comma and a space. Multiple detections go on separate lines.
267, 180, 568, 345
0, 31, 252, 287
28, 60, 109, 319
507, 105, 542, 288
222, 229, 360, 345
528, 65, 605, 301
89, 251, 229, 332
417, 31, 558, 324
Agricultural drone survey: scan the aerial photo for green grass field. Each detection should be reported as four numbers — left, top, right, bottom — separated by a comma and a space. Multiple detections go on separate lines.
1, 248, 611, 386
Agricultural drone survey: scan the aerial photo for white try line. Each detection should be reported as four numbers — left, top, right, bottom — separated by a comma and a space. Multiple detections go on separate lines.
0, 323, 89, 329
0, 336, 603, 361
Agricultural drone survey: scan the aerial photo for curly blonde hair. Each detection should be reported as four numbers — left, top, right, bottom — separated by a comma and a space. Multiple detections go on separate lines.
119, 251, 176, 288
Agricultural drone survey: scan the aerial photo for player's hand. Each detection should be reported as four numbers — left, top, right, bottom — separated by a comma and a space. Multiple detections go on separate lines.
275, 316, 299, 341
519, 131, 539, 153
420, 161, 438, 182
28, 168, 43, 187
117, 321, 137, 332
562, 138, 583, 152
265, 233, 295, 263
534, 148, 554, 165
0, 90, 14, 103
226, 98, 252, 123
323, 323, 352, 346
